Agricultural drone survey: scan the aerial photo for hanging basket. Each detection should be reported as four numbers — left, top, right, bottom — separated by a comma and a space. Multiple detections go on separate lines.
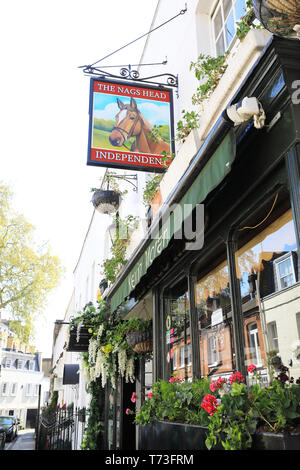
99, 278, 108, 295
252, 0, 300, 38
126, 329, 153, 353
91, 190, 121, 214
66, 326, 92, 352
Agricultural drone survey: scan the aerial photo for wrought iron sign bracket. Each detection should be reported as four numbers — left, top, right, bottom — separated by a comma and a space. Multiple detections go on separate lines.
82, 61, 179, 94
79, 5, 187, 96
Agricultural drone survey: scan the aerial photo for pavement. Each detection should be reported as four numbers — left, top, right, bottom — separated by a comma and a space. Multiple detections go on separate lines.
4, 429, 36, 451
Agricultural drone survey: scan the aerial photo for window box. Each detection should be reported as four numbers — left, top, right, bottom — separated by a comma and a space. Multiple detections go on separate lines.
138, 420, 300, 451
138, 421, 223, 450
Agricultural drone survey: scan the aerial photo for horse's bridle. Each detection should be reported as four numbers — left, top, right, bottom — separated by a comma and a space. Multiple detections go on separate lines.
112, 109, 141, 143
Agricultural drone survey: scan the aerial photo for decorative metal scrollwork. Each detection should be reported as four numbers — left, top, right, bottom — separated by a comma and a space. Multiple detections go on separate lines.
120, 67, 140, 80
81, 64, 178, 89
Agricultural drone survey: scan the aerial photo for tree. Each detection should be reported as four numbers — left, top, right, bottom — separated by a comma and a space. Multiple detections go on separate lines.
0, 182, 64, 343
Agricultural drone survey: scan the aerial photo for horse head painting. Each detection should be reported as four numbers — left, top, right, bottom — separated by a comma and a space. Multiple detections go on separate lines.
109, 97, 171, 155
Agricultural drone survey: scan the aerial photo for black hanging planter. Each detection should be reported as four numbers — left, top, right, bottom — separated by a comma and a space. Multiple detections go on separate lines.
99, 278, 108, 295
252, 0, 300, 38
66, 326, 92, 352
91, 189, 121, 214
126, 328, 153, 353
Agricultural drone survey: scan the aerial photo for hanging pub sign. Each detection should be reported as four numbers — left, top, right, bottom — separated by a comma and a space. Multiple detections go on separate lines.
87, 78, 175, 173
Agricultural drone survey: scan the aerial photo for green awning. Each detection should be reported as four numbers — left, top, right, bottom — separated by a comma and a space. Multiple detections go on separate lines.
110, 129, 236, 313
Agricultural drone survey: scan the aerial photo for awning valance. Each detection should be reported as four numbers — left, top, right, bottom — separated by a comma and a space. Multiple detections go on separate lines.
110, 129, 236, 313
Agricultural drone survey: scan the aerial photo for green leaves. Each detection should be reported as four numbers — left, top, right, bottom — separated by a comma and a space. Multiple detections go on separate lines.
0, 182, 64, 343
135, 378, 212, 427
176, 109, 200, 140
142, 174, 163, 207
190, 53, 228, 107
103, 214, 139, 283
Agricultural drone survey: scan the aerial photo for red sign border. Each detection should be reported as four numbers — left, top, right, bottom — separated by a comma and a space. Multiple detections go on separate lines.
87, 77, 175, 173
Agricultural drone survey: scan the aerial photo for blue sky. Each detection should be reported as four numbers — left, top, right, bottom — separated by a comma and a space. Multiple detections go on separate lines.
93, 92, 171, 127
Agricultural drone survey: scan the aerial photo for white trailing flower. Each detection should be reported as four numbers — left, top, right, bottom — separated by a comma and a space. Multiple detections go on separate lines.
125, 356, 135, 383
101, 363, 107, 388
88, 338, 98, 364
76, 320, 84, 343
111, 372, 116, 390
95, 349, 105, 379
118, 348, 127, 377
97, 324, 104, 340
89, 366, 96, 383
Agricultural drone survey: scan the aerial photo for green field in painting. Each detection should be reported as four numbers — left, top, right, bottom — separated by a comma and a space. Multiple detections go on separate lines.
92, 128, 129, 151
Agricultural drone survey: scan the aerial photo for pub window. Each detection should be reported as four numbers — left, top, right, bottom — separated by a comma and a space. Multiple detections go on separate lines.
195, 253, 234, 378
211, 0, 247, 55
236, 208, 298, 302
163, 278, 191, 381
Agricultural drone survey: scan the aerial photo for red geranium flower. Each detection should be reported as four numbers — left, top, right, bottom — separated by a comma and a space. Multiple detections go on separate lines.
229, 371, 245, 385
247, 364, 256, 373
131, 392, 137, 403
209, 377, 226, 392
201, 394, 219, 416
148, 392, 153, 398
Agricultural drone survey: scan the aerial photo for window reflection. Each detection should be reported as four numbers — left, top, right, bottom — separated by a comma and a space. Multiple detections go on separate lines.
163, 279, 191, 381
236, 210, 297, 301
195, 260, 234, 377
236, 207, 298, 382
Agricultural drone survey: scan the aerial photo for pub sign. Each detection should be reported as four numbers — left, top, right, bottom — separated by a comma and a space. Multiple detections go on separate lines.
87, 78, 175, 173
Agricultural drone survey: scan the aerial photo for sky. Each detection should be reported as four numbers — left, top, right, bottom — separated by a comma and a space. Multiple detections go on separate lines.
0, 0, 159, 357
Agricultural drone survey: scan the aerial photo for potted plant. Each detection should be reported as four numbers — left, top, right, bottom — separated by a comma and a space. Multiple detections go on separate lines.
91, 188, 121, 214
99, 278, 108, 295
66, 303, 100, 352
252, 0, 300, 39
133, 376, 223, 450
103, 214, 139, 283
80, 300, 152, 389
125, 318, 152, 353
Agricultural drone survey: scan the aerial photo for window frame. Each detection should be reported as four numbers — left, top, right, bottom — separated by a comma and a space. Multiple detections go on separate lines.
180, 345, 185, 369
10, 383, 18, 396
273, 251, 296, 291
207, 334, 218, 367
211, 0, 247, 56
1, 382, 9, 396
267, 321, 279, 352
16, 359, 24, 370
4, 358, 12, 369
247, 322, 262, 367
